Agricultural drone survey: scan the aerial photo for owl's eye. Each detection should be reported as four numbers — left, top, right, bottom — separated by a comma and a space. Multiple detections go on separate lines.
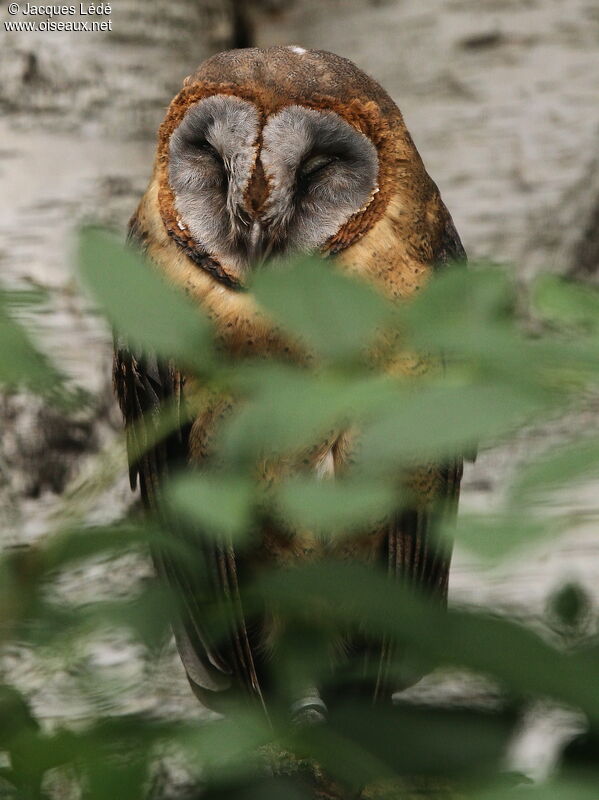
204, 141, 222, 160
190, 139, 223, 163
299, 153, 337, 178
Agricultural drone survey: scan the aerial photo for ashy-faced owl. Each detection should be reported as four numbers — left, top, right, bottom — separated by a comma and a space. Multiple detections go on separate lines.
114, 47, 465, 717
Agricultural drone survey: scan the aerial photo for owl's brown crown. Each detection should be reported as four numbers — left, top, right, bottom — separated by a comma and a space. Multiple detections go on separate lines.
186, 47, 399, 116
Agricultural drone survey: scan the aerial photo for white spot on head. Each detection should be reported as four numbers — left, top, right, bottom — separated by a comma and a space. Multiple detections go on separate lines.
288, 45, 307, 55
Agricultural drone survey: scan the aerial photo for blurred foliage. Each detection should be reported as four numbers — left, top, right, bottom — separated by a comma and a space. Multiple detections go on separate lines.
1, 228, 599, 797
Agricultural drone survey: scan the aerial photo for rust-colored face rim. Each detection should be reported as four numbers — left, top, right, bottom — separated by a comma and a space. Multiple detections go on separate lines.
156, 81, 397, 286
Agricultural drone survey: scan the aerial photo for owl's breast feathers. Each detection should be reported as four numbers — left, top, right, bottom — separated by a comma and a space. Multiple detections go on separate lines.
114, 47, 466, 705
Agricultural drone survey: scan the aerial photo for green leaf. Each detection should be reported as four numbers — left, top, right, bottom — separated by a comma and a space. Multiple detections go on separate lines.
221, 362, 418, 465
42, 524, 148, 573
275, 477, 399, 535
252, 255, 392, 361
309, 702, 516, 783
253, 562, 599, 723
549, 582, 590, 631
510, 436, 599, 505
0, 287, 48, 308
449, 512, 558, 561
533, 274, 599, 331
0, 301, 64, 394
167, 472, 255, 540
86, 756, 148, 800
0, 686, 39, 745
50, 584, 172, 650
178, 710, 274, 777
201, 777, 314, 800
473, 778, 599, 799
358, 380, 546, 468
397, 266, 599, 394
78, 226, 213, 368
219, 365, 356, 461
400, 265, 516, 350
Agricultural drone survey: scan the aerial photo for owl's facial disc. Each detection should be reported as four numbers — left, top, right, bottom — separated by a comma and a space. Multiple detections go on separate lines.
168, 95, 379, 277
168, 94, 260, 273
260, 105, 379, 255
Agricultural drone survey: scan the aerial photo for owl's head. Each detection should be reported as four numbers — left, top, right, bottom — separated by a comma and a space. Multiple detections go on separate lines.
154, 47, 421, 288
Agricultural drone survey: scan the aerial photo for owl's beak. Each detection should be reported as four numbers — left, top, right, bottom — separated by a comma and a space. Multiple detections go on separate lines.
244, 160, 272, 268
248, 220, 272, 267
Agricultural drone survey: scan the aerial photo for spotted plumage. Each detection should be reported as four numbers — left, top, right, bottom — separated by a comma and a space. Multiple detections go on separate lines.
114, 46, 466, 713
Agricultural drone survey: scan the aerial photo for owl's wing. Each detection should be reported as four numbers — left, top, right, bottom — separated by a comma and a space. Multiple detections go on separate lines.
435, 209, 477, 463
387, 206, 468, 598
113, 217, 265, 711
114, 342, 267, 709
372, 209, 468, 699
390, 204, 467, 590
434, 206, 467, 268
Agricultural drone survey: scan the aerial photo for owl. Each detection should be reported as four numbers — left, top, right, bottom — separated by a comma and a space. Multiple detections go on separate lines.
114, 47, 466, 718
